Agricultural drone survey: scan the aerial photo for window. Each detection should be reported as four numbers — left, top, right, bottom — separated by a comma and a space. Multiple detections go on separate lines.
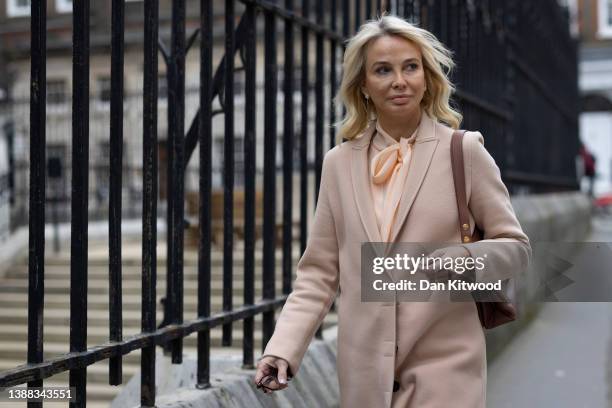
278, 68, 316, 93
598, 0, 612, 38
47, 79, 68, 105
46, 144, 68, 198
97, 76, 112, 103
94, 141, 110, 200
56, 0, 72, 13
567, 0, 579, 38
7, 0, 31, 17
214, 135, 245, 186
234, 74, 245, 97
158, 75, 168, 100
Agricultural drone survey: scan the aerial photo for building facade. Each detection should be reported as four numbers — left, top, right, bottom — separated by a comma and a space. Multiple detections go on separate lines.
0, 0, 329, 233
577, 0, 612, 196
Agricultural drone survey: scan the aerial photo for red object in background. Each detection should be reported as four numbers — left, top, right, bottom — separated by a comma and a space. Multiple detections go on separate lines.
580, 145, 597, 177
594, 193, 612, 208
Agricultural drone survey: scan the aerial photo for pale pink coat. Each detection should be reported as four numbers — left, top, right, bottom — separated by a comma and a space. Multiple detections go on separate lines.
262, 112, 531, 408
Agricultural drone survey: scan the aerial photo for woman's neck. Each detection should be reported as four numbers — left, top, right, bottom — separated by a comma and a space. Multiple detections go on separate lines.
377, 110, 422, 142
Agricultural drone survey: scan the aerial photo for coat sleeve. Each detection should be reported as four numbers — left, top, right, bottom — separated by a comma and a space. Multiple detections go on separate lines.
261, 148, 340, 377
459, 131, 532, 284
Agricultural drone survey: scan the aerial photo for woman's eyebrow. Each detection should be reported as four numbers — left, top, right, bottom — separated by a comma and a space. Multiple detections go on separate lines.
371, 58, 420, 67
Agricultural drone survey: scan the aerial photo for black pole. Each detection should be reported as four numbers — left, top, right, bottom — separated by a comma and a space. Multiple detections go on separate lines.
197, 0, 213, 389
141, 0, 159, 405
242, 1, 257, 369
108, 0, 125, 386
222, 0, 236, 348
27, 0, 46, 406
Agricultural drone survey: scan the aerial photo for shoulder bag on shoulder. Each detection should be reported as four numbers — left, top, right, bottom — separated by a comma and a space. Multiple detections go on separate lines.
450, 129, 517, 329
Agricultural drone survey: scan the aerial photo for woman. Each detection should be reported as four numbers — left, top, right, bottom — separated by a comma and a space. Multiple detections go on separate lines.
254, 14, 530, 408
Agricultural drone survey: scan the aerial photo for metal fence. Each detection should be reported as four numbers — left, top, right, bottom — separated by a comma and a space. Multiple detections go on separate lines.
0, 0, 578, 407
0, 87, 271, 228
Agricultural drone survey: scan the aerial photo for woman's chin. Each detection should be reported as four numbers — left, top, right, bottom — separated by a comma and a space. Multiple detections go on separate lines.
382, 105, 417, 117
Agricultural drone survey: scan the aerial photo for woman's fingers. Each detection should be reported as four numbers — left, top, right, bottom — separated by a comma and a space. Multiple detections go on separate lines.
253, 356, 291, 394
254, 358, 274, 385
275, 358, 289, 385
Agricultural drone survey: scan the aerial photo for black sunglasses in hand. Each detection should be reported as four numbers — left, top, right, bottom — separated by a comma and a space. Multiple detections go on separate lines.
256, 374, 292, 393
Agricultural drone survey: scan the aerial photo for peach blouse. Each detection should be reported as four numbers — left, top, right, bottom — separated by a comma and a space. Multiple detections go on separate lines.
368, 119, 419, 241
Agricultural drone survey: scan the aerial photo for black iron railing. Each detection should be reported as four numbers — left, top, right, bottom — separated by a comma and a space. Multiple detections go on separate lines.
0, 0, 577, 407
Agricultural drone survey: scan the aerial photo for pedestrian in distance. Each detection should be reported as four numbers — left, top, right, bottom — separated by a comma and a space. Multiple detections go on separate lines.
578, 143, 597, 198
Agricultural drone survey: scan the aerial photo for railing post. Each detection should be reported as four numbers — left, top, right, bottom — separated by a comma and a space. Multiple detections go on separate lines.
330, 0, 338, 151
242, 0, 257, 371
27, 1, 46, 406
504, 0, 518, 193
168, 0, 187, 364
141, 0, 159, 405
108, 0, 125, 386
262, 0, 279, 347
282, 0, 295, 297
299, 0, 311, 255
222, 0, 236, 348
69, 0, 90, 405
197, 0, 214, 390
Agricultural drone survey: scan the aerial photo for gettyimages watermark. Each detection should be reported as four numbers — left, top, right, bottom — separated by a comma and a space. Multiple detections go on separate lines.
360, 241, 612, 303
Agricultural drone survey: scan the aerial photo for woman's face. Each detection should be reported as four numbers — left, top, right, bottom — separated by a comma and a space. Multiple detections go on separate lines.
361, 35, 427, 120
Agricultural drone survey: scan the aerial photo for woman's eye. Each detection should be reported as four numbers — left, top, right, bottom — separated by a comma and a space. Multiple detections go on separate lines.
406, 63, 418, 70
375, 67, 389, 74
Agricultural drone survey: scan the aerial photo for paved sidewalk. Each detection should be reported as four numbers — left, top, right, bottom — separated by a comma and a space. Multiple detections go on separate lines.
487, 215, 612, 408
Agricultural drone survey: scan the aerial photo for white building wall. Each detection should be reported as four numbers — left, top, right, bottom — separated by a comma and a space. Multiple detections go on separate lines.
580, 112, 612, 195
0, 116, 9, 240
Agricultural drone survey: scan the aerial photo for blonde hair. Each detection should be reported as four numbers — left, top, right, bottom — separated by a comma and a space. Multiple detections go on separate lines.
332, 14, 462, 141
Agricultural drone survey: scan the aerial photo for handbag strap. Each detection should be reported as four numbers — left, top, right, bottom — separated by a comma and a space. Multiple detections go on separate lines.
450, 130, 480, 243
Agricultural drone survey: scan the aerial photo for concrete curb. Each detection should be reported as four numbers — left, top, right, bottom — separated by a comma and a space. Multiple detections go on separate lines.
485, 191, 592, 359
113, 327, 340, 408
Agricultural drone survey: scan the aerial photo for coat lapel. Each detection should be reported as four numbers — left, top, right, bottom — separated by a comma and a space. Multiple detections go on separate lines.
350, 120, 382, 244
349, 114, 440, 257
386, 114, 439, 246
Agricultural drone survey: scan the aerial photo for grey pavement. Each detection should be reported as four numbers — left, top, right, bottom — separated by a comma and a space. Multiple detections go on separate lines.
487, 214, 612, 408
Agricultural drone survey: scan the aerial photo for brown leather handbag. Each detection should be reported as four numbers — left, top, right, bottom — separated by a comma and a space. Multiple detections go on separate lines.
450, 130, 517, 329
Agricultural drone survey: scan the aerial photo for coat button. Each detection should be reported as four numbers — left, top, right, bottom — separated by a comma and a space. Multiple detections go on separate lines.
393, 380, 400, 392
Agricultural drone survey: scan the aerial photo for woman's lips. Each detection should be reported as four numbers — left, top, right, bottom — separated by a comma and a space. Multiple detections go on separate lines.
390, 96, 410, 104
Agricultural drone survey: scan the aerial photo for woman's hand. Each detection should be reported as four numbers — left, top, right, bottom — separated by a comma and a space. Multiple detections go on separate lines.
421, 245, 474, 282
254, 355, 291, 394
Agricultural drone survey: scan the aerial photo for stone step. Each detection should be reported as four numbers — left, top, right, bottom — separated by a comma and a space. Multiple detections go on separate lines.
0, 345, 265, 405
0, 279, 293, 296
0, 341, 223, 365
0, 293, 293, 312
43, 243, 303, 267
7, 263, 298, 280
0, 304, 316, 326
0, 239, 325, 407
0, 314, 332, 365
0, 310, 338, 344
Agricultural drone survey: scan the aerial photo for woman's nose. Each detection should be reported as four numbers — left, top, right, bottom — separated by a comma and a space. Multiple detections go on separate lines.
392, 71, 407, 88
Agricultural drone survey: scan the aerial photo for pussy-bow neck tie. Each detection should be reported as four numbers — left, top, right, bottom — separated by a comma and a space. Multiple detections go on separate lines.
370, 125, 417, 241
